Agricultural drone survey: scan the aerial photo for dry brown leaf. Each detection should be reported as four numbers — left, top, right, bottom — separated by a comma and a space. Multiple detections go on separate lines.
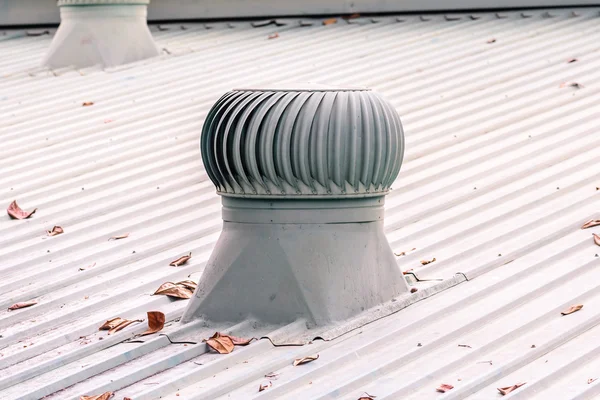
153, 282, 194, 299
582, 219, 600, 229
108, 233, 129, 241
594, 233, 600, 246
268, 32, 279, 39
358, 392, 377, 399
47, 226, 64, 237
170, 252, 192, 266
561, 304, 583, 315
8, 300, 37, 311
420, 257, 436, 265
259, 381, 272, 392
323, 18, 338, 25
99, 317, 127, 330
498, 382, 526, 395
79, 392, 113, 400
436, 384, 454, 393
108, 319, 142, 335
176, 280, 197, 291
82, 102, 94, 107
342, 13, 361, 20
140, 311, 165, 336
206, 334, 235, 354
410, 287, 418, 293
7, 200, 37, 220
293, 354, 319, 366
588, 378, 597, 384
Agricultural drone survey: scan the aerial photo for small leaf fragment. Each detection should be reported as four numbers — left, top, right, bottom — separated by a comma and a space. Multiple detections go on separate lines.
594, 233, 600, 247
561, 304, 583, 315
268, 32, 279, 39
259, 381, 272, 392
47, 226, 64, 237
436, 384, 454, 393
79, 392, 113, 400
293, 354, 319, 366
108, 233, 129, 241
323, 18, 338, 25
265, 372, 279, 379
560, 82, 584, 89
421, 257, 436, 265
170, 252, 192, 266
342, 13, 361, 20
82, 102, 94, 107
410, 287, 418, 293
588, 378, 597, 384
458, 344, 472, 348
8, 300, 37, 311
568, 58, 578, 63
99, 317, 142, 334
108, 319, 142, 334
582, 219, 600, 229
498, 382, 526, 395
7, 200, 37, 220
140, 311, 165, 336
487, 38, 496, 43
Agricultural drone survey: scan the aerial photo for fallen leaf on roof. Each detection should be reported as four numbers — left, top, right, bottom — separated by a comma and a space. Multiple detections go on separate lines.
7, 200, 37, 220
82, 102, 94, 107
458, 344, 472, 348
153, 281, 197, 299
268, 32, 279, 39
487, 38, 496, 43
47, 226, 64, 237
259, 381, 272, 391
342, 13, 361, 20
99, 317, 142, 334
206, 333, 235, 354
170, 252, 192, 266
79, 392, 113, 400
588, 378, 597, 384
436, 384, 454, 393
108, 233, 129, 241
561, 304, 583, 315
323, 18, 338, 25
79, 262, 96, 271
265, 372, 279, 379
358, 392, 377, 399
293, 354, 319, 366
582, 219, 600, 229
140, 311, 165, 336
559, 82, 584, 89
594, 233, 600, 246
568, 58, 578, 63
395, 247, 416, 256
421, 257, 436, 265
410, 287, 418, 293
498, 382, 526, 395
8, 300, 37, 311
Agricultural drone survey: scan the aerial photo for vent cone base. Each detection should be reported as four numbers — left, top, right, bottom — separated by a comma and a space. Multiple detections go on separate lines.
181, 197, 409, 330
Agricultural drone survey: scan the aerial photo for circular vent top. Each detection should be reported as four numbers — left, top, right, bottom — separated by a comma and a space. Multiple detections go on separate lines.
201, 87, 404, 198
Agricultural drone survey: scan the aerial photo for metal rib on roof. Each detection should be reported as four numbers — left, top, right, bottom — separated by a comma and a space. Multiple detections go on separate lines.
1, 7, 600, 400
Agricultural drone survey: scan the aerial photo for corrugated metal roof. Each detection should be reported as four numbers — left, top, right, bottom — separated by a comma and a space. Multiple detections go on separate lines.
1, 7, 600, 400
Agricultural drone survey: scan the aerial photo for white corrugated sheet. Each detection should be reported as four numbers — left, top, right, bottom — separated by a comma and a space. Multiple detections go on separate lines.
1, 8, 600, 400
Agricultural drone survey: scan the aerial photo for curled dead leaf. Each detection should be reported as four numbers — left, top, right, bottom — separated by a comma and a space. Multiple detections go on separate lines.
98, 317, 142, 334
7, 200, 37, 220
108, 233, 129, 241
140, 311, 165, 336
79, 392, 113, 400
410, 287, 418, 293
82, 102, 94, 107
8, 300, 37, 311
259, 381, 272, 392
153, 281, 196, 299
206, 334, 235, 354
323, 18, 338, 25
561, 304, 583, 315
47, 226, 64, 237
436, 383, 454, 393
593, 233, 600, 247
498, 382, 526, 395
268, 32, 279, 39
582, 219, 600, 229
420, 257, 436, 265
170, 252, 192, 266
588, 378, 597, 384
293, 354, 319, 366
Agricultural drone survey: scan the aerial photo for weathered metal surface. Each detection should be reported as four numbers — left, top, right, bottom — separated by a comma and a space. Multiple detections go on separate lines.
1, 8, 600, 400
